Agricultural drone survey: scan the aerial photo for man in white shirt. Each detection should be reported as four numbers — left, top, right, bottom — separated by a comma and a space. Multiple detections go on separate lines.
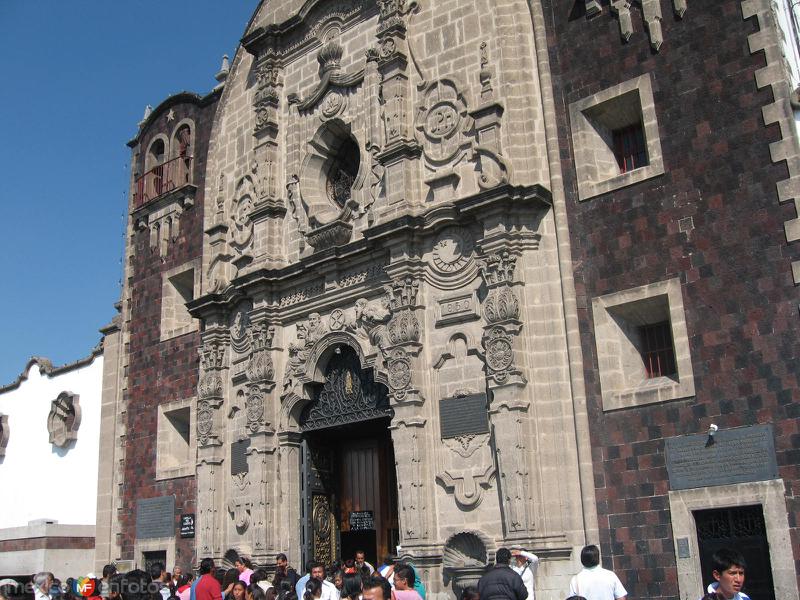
511, 548, 539, 600
33, 572, 53, 600
297, 563, 340, 600
568, 545, 627, 600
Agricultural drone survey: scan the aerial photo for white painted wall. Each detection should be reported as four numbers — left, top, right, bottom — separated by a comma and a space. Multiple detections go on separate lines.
0, 356, 103, 528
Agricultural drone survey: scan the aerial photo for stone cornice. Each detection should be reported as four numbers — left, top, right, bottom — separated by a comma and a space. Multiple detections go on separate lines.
190, 183, 550, 321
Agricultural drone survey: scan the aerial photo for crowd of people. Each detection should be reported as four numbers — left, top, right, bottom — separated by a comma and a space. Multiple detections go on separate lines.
0, 544, 749, 600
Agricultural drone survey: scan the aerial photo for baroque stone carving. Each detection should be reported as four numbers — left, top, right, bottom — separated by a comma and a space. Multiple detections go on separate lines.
198, 340, 226, 446
443, 532, 489, 595
415, 79, 472, 166
229, 177, 256, 254
254, 60, 282, 135
590, 0, 684, 50
47, 391, 81, 448
432, 227, 474, 275
0, 413, 8, 459
228, 473, 252, 532
436, 464, 495, 509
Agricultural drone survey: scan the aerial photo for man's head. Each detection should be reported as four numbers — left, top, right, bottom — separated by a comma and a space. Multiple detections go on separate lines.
276, 554, 288, 570
309, 562, 325, 581
362, 576, 391, 600
199, 558, 216, 575
580, 545, 600, 569
393, 566, 414, 591
495, 548, 511, 566
103, 564, 118, 580
173, 567, 183, 580
711, 548, 746, 599
34, 572, 54, 594
354, 551, 366, 565
148, 562, 166, 583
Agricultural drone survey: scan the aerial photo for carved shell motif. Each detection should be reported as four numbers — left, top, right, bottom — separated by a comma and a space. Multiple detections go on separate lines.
388, 309, 420, 345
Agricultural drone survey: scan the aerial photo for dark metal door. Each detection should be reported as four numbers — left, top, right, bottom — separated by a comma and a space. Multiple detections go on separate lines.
694, 505, 775, 600
301, 438, 338, 569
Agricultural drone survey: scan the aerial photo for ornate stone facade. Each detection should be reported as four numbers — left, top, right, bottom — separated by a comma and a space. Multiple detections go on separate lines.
102, 1, 800, 598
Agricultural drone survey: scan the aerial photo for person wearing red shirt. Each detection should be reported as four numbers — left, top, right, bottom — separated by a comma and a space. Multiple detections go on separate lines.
195, 558, 223, 600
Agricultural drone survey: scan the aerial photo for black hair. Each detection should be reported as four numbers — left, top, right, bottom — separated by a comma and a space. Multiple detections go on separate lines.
460, 586, 479, 600
177, 574, 194, 588
103, 565, 118, 579
341, 574, 362, 600
565, 597, 588, 600
149, 563, 166, 581
118, 570, 152, 600
248, 584, 267, 600
363, 576, 391, 600
251, 571, 269, 586
222, 569, 240, 589
495, 548, 512, 565
393, 566, 415, 588
303, 579, 322, 600
711, 548, 746, 575
580, 545, 600, 569
232, 581, 247, 594
307, 562, 324, 576
276, 554, 288, 563
199, 558, 216, 575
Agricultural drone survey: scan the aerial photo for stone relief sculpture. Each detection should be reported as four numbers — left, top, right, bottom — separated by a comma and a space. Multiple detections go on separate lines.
47, 391, 81, 448
0, 413, 9, 459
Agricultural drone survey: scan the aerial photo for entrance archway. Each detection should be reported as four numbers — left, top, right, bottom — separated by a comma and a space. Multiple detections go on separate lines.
299, 345, 398, 570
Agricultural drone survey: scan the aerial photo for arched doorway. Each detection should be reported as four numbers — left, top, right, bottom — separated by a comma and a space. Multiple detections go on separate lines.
299, 345, 398, 570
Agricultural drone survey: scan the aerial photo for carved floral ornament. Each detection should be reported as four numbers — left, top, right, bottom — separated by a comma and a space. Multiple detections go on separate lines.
47, 392, 81, 448
415, 79, 472, 166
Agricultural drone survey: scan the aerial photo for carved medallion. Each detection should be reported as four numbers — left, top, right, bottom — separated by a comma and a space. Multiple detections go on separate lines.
329, 308, 346, 331
387, 350, 412, 391
485, 327, 514, 373
321, 91, 345, 119
47, 392, 81, 448
197, 401, 214, 440
246, 388, 265, 433
432, 227, 474, 274
415, 79, 472, 166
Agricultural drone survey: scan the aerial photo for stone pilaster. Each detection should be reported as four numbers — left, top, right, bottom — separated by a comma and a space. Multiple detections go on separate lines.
277, 431, 303, 567
478, 249, 534, 540
374, 0, 421, 208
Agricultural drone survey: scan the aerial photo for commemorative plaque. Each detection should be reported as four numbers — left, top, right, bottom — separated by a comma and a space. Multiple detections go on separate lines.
665, 424, 777, 491
180, 513, 195, 538
136, 496, 175, 539
349, 510, 375, 531
439, 393, 489, 439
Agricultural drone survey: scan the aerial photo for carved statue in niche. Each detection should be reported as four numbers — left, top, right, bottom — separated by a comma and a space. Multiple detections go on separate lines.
47, 392, 81, 448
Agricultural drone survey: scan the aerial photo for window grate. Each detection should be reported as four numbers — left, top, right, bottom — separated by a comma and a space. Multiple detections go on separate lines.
639, 321, 676, 378
613, 122, 648, 173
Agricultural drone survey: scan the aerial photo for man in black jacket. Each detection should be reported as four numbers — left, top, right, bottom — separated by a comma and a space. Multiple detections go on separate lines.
477, 548, 528, 600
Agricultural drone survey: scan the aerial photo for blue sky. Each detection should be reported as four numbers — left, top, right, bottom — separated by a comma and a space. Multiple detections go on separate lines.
0, 1, 258, 384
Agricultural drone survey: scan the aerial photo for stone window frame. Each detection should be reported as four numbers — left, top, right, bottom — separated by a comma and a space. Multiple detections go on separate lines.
591, 278, 694, 411
133, 537, 176, 573
155, 397, 195, 481
668, 479, 799, 600
569, 72, 665, 201
160, 259, 201, 341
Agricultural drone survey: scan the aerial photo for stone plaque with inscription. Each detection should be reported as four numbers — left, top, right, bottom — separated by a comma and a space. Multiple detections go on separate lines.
136, 496, 175, 539
666, 424, 777, 491
436, 292, 479, 326
440, 393, 489, 439
231, 438, 251, 476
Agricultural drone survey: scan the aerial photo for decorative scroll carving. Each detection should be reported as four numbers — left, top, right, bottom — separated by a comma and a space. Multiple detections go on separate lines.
470, 43, 509, 190
198, 341, 226, 446
436, 464, 495, 509
47, 391, 81, 448
229, 177, 256, 254
300, 347, 391, 431
0, 413, 8, 459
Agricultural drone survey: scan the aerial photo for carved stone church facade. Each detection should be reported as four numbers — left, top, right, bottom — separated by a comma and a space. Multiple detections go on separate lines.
95, 1, 800, 599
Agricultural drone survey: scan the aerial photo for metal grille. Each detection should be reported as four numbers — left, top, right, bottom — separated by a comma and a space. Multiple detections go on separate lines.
613, 122, 648, 173
639, 321, 677, 378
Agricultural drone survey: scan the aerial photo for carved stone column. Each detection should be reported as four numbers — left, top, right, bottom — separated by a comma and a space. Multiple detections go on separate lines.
277, 431, 303, 567
373, 0, 421, 207
383, 275, 432, 548
196, 334, 227, 558
478, 250, 535, 540
245, 320, 278, 559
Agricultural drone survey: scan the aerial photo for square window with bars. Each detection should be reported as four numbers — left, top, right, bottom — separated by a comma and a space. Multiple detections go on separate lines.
639, 320, 677, 378
613, 122, 649, 173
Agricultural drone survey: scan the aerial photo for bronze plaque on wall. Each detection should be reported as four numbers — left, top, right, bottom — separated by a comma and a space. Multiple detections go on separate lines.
666, 424, 777, 490
439, 393, 489, 439
136, 496, 175, 539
